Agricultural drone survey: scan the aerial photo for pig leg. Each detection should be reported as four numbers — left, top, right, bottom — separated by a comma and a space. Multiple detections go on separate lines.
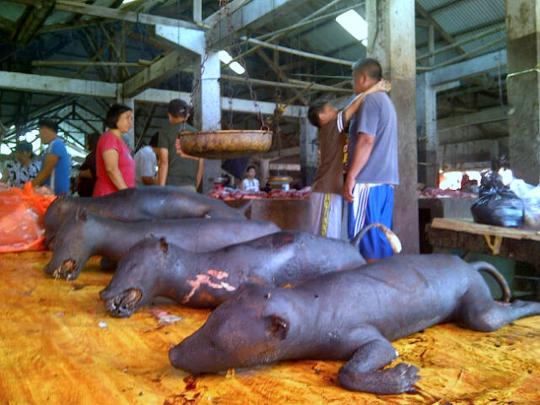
458, 283, 540, 332
338, 329, 420, 394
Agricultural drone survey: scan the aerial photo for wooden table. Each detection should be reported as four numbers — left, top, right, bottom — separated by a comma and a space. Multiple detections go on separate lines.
1, 251, 540, 404
419, 197, 474, 253
428, 218, 540, 268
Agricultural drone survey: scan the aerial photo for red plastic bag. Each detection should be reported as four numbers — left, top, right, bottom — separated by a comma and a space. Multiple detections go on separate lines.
0, 183, 57, 253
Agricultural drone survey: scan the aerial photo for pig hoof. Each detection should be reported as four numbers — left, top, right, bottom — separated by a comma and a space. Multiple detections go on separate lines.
391, 363, 420, 393
105, 288, 143, 318
340, 362, 420, 394
51, 259, 79, 280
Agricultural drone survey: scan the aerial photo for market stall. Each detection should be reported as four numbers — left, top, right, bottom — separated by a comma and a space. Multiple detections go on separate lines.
1, 252, 539, 404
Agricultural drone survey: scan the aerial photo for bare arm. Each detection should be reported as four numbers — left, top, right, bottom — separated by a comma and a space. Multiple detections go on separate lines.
343, 133, 375, 202
157, 147, 169, 186
342, 80, 391, 128
102, 149, 128, 190
32, 154, 58, 187
195, 159, 204, 189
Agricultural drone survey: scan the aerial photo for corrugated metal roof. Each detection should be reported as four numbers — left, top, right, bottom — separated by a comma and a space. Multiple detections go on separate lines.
431, 0, 504, 35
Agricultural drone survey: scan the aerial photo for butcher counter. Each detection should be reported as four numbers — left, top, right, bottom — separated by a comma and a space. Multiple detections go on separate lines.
1, 251, 539, 404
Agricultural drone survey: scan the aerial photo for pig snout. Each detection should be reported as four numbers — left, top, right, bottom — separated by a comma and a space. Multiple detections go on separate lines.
169, 343, 202, 374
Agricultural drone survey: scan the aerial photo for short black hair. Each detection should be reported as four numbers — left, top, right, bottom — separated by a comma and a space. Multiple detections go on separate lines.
104, 104, 132, 129
352, 58, 383, 80
38, 119, 58, 133
168, 99, 190, 118
149, 132, 159, 147
246, 165, 256, 172
307, 100, 329, 128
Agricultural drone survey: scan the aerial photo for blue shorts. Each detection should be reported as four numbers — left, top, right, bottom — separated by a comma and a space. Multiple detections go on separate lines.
348, 184, 394, 260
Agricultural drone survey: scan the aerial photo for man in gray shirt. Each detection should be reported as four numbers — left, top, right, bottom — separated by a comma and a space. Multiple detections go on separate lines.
344, 58, 398, 261
157, 99, 204, 192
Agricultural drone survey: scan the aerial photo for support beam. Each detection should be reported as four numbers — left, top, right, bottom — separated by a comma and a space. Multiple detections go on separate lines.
368, 0, 419, 253
0, 71, 117, 98
505, 0, 540, 183
53, 0, 201, 30
74, 112, 101, 134
438, 106, 509, 133
222, 74, 350, 93
429, 50, 507, 85
122, 51, 196, 97
11, 0, 55, 45
417, 23, 506, 62
129, 88, 308, 117
242, 37, 353, 67
205, 0, 302, 49
225, 0, 348, 66
32, 60, 145, 68
155, 24, 205, 55
0, 70, 306, 123
193, 0, 202, 23
255, 49, 308, 105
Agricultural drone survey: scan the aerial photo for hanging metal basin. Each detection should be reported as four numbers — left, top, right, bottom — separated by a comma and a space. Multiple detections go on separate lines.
178, 130, 272, 159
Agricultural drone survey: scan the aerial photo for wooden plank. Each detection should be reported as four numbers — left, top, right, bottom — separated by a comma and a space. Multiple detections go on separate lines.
431, 218, 540, 242
427, 225, 540, 267
122, 51, 196, 98
55, 0, 201, 29
0, 252, 539, 403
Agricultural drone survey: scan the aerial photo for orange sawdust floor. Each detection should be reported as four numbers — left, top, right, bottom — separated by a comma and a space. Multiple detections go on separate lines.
0, 252, 539, 405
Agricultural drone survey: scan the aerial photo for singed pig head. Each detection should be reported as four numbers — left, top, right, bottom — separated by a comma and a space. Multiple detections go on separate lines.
100, 237, 176, 318
44, 196, 78, 248
169, 284, 293, 374
44, 208, 94, 280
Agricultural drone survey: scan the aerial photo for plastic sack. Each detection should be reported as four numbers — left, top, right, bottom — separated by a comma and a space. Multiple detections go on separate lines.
0, 183, 56, 253
509, 179, 540, 228
471, 171, 524, 228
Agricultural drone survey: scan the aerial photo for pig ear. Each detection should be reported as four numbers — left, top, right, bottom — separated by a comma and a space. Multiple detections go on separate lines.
266, 315, 289, 340
75, 208, 88, 221
159, 237, 169, 254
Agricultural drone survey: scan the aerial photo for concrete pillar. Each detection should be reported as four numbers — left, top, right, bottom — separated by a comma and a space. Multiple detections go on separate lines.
193, 0, 202, 23
367, 0, 419, 253
260, 158, 270, 187
416, 73, 438, 187
300, 118, 318, 187
195, 51, 222, 192
505, 0, 540, 184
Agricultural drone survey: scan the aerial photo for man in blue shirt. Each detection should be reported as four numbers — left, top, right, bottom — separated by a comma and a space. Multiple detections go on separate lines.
344, 58, 398, 261
32, 119, 71, 195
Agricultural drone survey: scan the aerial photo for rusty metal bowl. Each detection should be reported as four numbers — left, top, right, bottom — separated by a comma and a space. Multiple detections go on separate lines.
178, 130, 272, 159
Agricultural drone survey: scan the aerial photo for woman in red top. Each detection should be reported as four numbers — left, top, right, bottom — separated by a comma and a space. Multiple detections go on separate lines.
93, 104, 136, 197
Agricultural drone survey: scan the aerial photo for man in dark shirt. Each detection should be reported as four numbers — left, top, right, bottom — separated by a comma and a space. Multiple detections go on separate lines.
307, 80, 389, 238
157, 99, 204, 192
